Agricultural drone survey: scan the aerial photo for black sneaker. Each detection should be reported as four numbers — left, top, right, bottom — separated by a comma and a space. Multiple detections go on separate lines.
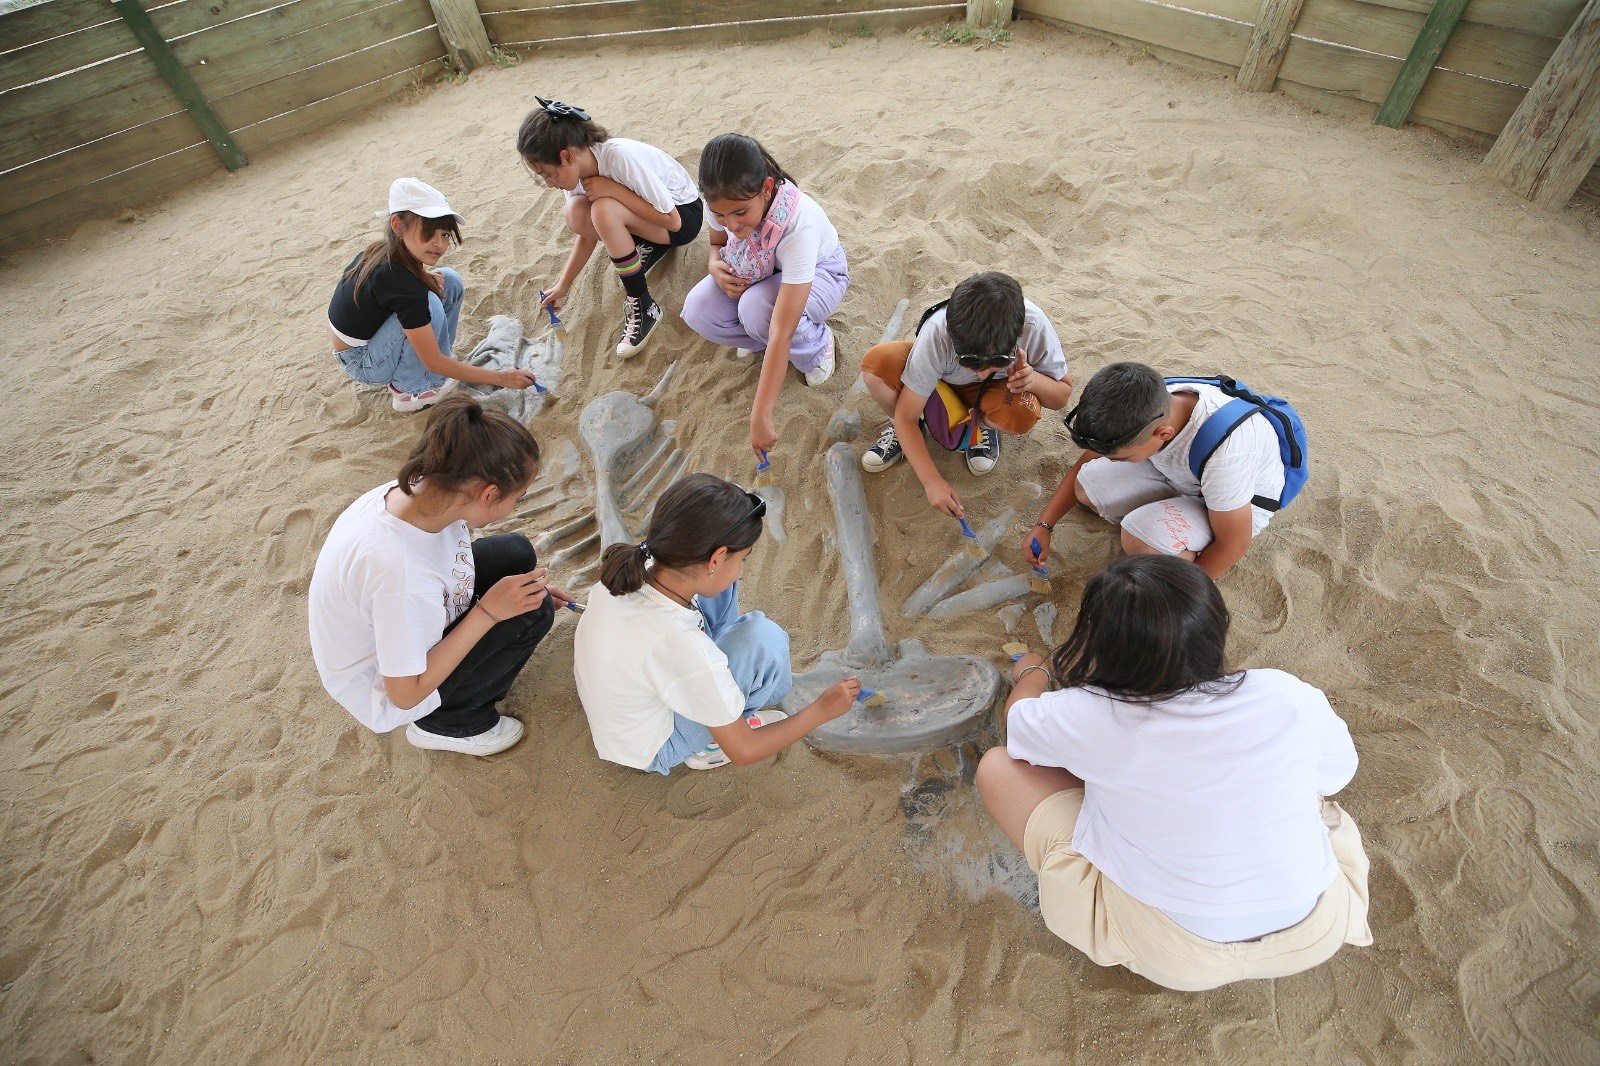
616, 296, 662, 359
636, 239, 672, 276
861, 423, 903, 472
966, 424, 1001, 475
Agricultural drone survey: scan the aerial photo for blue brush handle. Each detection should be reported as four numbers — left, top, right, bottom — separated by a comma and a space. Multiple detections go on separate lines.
756, 449, 771, 473
856, 687, 877, 703
537, 290, 562, 328
1030, 537, 1048, 575
533, 381, 549, 393
958, 517, 977, 539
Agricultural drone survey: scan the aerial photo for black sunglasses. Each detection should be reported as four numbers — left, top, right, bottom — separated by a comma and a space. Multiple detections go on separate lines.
710, 486, 767, 548
956, 350, 1015, 371
535, 96, 590, 121
1063, 406, 1164, 455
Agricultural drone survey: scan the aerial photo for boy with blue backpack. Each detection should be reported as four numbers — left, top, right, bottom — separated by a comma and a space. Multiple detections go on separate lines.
1025, 362, 1307, 579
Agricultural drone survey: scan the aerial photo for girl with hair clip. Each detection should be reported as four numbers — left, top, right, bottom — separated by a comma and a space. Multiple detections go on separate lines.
977, 555, 1372, 990
328, 178, 539, 413
680, 133, 850, 459
572, 473, 860, 773
309, 394, 572, 756
518, 97, 704, 359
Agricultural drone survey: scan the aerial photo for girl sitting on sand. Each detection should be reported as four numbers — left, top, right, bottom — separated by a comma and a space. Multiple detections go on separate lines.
309, 394, 570, 756
680, 134, 850, 459
519, 97, 703, 360
978, 555, 1372, 990
573, 473, 859, 773
327, 178, 539, 412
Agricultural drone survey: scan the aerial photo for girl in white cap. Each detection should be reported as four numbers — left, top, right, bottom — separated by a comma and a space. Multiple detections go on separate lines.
327, 178, 540, 412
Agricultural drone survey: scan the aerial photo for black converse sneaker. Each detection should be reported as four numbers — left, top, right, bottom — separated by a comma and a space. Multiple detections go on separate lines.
616, 296, 662, 359
966, 424, 1002, 475
636, 239, 672, 276
861, 423, 903, 472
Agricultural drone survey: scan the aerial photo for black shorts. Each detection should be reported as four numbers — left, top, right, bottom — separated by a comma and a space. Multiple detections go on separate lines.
667, 198, 703, 247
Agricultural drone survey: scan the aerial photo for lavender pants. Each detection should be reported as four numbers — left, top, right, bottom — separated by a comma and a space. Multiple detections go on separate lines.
679, 245, 849, 372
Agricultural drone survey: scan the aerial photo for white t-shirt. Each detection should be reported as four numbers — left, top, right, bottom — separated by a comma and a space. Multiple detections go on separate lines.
570, 137, 697, 214
901, 301, 1069, 398
1151, 382, 1286, 514
307, 482, 475, 732
706, 188, 842, 285
572, 581, 744, 769
1007, 669, 1357, 936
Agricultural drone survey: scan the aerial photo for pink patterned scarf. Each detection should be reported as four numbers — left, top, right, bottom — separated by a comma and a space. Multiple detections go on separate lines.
719, 180, 801, 284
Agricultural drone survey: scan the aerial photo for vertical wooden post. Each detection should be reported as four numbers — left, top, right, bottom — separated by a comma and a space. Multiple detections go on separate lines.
428, 0, 495, 72
1238, 0, 1305, 92
110, 0, 249, 171
1374, 0, 1470, 128
1485, 0, 1600, 208
967, 0, 1013, 30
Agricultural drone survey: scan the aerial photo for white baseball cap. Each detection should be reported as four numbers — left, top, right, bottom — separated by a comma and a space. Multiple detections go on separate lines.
375, 177, 466, 226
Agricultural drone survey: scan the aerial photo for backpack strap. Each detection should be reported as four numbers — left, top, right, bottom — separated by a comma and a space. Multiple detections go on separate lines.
915, 299, 950, 337
1188, 398, 1284, 511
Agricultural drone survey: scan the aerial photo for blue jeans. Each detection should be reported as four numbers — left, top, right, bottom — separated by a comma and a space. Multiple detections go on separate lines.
335, 268, 462, 394
645, 581, 792, 775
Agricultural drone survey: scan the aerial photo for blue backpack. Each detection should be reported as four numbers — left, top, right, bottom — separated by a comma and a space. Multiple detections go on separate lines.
1165, 376, 1308, 512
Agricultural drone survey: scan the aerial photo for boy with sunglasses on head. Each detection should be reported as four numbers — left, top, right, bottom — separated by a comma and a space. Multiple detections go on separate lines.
857, 272, 1074, 517
1027, 361, 1300, 580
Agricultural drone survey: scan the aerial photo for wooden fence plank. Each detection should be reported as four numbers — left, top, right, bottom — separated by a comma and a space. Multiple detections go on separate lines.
428, 0, 494, 69
1239, 0, 1304, 92
1278, 32, 1527, 133
1486, 0, 1600, 206
0, 0, 434, 173
485, 0, 972, 42
1295, 0, 1560, 87
494, 5, 964, 47
1014, 0, 1253, 68
969, 0, 1014, 28
1374, 0, 1471, 128
0, 27, 442, 212
476, 0, 948, 13
1328, 0, 1583, 39
111, 0, 249, 170
0, 58, 441, 257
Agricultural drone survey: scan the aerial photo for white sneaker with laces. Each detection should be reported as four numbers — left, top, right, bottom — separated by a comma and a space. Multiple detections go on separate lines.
616, 296, 662, 359
684, 743, 731, 770
405, 714, 524, 756
745, 708, 790, 728
389, 377, 459, 413
803, 332, 836, 387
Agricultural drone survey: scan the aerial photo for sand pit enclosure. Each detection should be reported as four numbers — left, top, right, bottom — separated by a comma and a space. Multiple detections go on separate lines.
2, 20, 1599, 1065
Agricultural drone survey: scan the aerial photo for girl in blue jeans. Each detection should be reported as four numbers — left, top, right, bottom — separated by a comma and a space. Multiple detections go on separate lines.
573, 473, 859, 773
327, 177, 540, 412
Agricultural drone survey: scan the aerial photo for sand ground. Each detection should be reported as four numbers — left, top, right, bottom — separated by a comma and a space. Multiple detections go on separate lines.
2, 19, 1598, 1065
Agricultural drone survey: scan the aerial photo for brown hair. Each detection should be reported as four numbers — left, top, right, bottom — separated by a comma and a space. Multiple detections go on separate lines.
697, 133, 794, 202
397, 393, 540, 505
599, 473, 763, 595
344, 211, 462, 303
517, 105, 609, 166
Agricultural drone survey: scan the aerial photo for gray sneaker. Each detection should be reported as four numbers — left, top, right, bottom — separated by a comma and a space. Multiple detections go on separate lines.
966, 424, 1001, 475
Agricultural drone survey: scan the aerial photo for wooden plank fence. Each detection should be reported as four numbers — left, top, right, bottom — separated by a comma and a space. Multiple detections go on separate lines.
1018, 0, 1600, 201
478, 1, 964, 49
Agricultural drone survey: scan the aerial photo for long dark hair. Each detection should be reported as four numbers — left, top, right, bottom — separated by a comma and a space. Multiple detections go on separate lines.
697, 133, 793, 202
599, 473, 764, 595
344, 211, 460, 302
397, 393, 540, 505
517, 103, 609, 166
1051, 555, 1243, 703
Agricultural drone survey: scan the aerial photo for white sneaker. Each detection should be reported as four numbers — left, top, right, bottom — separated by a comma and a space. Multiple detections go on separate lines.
684, 743, 731, 770
389, 377, 459, 413
616, 296, 662, 359
735, 347, 762, 360
746, 708, 790, 728
405, 715, 524, 756
861, 423, 903, 472
803, 333, 836, 387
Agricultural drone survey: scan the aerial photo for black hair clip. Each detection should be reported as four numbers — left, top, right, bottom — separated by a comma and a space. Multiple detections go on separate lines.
535, 96, 590, 121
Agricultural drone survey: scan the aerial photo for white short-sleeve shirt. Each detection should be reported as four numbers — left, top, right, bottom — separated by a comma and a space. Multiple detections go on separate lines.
571, 137, 697, 214
308, 483, 475, 732
573, 581, 745, 769
1006, 669, 1357, 928
1151, 382, 1286, 513
900, 301, 1069, 398
706, 187, 842, 285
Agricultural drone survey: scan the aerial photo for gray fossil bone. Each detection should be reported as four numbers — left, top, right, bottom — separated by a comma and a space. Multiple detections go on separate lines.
902, 510, 1017, 616
579, 363, 679, 549
462, 314, 560, 423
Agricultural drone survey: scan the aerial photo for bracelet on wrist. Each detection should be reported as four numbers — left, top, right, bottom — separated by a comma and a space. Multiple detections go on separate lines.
475, 601, 502, 624
1013, 664, 1052, 686
1033, 519, 1055, 532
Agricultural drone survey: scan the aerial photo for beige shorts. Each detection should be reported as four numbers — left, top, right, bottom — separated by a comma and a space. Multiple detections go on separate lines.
1023, 789, 1373, 991
1076, 457, 1273, 555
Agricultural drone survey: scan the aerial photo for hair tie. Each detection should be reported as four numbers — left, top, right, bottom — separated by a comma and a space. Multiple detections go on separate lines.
638, 543, 652, 563
535, 96, 590, 121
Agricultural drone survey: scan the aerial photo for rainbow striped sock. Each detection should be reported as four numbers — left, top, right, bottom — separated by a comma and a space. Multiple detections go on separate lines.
611, 249, 649, 300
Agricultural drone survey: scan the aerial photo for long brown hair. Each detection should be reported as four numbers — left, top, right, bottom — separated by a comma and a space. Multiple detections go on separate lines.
599, 474, 763, 595
397, 393, 540, 507
697, 133, 794, 202
344, 211, 461, 303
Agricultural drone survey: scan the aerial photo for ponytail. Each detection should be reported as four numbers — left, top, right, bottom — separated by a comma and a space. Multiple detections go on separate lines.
396, 393, 540, 503
598, 473, 764, 596
517, 98, 608, 166
697, 133, 793, 202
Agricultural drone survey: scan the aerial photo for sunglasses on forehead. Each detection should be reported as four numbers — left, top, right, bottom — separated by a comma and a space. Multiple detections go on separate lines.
956, 349, 1016, 371
709, 486, 767, 548
1062, 406, 1164, 454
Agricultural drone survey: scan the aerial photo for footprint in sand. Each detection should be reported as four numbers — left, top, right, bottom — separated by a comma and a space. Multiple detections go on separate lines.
360, 947, 480, 1030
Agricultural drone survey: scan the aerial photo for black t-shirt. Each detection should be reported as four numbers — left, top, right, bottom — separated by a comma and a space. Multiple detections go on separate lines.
327, 253, 436, 341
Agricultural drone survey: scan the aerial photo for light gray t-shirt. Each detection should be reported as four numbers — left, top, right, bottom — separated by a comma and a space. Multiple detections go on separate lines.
901, 299, 1069, 398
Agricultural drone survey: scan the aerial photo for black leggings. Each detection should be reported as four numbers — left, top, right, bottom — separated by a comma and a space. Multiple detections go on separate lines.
413, 533, 554, 738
